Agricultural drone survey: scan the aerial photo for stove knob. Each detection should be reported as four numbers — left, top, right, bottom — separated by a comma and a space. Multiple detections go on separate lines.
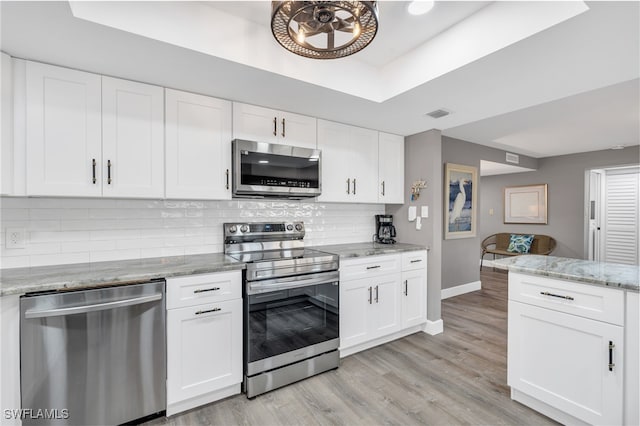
229, 225, 237, 233
240, 225, 249, 233
295, 223, 303, 231
286, 224, 294, 231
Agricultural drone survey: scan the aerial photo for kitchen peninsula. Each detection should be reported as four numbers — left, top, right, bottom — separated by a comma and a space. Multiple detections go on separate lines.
495, 255, 639, 426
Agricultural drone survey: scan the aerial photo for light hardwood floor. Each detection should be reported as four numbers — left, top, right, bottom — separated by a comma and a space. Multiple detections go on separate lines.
145, 270, 556, 425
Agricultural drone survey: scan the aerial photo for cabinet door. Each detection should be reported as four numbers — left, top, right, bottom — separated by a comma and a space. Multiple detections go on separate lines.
371, 275, 401, 339
378, 132, 404, 204
508, 301, 623, 425
317, 119, 352, 203
340, 278, 373, 349
350, 125, 379, 203
279, 111, 316, 148
26, 61, 102, 196
167, 298, 242, 407
166, 89, 232, 200
232, 102, 278, 144
401, 268, 427, 328
317, 119, 378, 203
1, 53, 13, 195
102, 77, 164, 198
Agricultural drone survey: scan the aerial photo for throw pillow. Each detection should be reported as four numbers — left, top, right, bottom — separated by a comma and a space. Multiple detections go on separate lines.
507, 234, 535, 254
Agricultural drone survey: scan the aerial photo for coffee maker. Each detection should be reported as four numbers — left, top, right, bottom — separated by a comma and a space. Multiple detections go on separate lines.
375, 215, 397, 244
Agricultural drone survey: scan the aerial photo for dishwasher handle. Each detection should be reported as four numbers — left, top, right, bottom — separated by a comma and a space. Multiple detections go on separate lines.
24, 293, 163, 319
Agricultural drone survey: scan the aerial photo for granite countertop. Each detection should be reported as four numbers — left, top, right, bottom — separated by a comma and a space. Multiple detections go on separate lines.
312, 242, 427, 259
0, 253, 245, 297
493, 255, 640, 292
0, 242, 427, 297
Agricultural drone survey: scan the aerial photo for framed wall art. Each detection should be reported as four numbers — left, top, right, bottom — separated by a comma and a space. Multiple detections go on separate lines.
444, 163, 477, 239
504, 184, 548, 224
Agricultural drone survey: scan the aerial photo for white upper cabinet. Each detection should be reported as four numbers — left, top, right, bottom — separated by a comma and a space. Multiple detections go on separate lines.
378, 132, 404, 204
26, 61, 102, 197
317, 119, 378, 203
165, 89, 232, 200
1, 52, 14, 195
102, 77, 164, 199
232, 102, 316, 149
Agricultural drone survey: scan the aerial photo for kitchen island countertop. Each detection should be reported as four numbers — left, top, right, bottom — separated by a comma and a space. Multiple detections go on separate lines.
493, 255, 639, 292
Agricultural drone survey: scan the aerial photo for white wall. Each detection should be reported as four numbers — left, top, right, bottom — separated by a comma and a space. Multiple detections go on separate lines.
0, 197, 383, 269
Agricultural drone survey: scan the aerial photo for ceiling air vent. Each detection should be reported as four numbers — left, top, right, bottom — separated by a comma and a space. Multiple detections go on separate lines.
426, 109, 451, 119
505, 152, 519, 164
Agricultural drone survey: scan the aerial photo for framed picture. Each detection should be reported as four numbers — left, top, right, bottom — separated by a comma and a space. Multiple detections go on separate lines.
504, 184, 548, 224
444, 163, 477, 239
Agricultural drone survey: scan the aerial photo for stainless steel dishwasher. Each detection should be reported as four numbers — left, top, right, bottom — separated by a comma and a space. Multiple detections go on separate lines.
20, 280, 166, 426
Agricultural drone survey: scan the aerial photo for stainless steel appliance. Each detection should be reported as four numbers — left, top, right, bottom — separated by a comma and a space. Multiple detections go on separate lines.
20, 281, 166, 425
375, 214, 397, 244
224, 221, 339, 398
232, 139, 322, 199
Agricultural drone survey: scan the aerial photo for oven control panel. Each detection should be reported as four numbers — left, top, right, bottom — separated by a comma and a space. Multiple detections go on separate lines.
224, 222, 305, 242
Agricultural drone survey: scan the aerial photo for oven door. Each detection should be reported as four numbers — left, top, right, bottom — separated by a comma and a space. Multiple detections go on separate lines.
232, 139, 321, 198
245, 271, 339, 376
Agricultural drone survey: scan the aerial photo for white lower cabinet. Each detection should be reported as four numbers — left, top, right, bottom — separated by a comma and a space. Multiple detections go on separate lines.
340, 251, 427, 356
508, 272, 626, 425
166, 271, 242, 416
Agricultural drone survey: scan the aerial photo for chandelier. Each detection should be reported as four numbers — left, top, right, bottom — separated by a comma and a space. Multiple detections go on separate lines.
271, 1, 379, 60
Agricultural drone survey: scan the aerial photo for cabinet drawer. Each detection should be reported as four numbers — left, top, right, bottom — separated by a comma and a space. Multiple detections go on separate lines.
340, 254, 401, 281
167, 271, 241, 309
401, 251, 427, 271
509, 272, 624, 325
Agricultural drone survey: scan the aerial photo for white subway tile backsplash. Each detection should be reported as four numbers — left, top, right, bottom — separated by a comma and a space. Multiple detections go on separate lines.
0, 197, 384, 269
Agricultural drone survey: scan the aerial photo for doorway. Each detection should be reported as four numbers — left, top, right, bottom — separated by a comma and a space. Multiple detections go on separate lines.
587, 166, 640, 265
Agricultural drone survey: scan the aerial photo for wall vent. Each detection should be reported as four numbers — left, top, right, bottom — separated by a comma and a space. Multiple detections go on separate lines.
506, 152, 519, 164
426, 109, 451, 119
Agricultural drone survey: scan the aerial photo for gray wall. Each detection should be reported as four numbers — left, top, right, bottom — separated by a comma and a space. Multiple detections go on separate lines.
480, 146, 640, 259
387, 129, 442, 321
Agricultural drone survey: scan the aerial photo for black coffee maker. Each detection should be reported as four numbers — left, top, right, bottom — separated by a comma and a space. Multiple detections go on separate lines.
375, 215, 397, 244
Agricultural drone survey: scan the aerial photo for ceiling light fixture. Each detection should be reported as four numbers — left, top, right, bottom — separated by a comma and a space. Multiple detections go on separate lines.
271, 1, 379, 59
407, 0, 435, 16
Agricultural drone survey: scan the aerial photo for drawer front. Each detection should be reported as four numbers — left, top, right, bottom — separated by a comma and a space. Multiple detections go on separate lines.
167, 271, 242, 309
401, 251, 427, 271
509, 272, 624, 325
340, 254, 401, 281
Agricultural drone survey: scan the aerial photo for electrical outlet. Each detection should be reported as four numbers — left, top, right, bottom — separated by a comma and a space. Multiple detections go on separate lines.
6, 228, 26, 249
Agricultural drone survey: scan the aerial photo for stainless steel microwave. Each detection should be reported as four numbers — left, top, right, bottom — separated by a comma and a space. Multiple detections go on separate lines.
232, 139, 322, 199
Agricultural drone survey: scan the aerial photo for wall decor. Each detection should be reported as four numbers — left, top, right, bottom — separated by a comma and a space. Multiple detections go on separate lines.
444, 163, 477, 239
504, 184, 548, 224
410, 179, 427, 201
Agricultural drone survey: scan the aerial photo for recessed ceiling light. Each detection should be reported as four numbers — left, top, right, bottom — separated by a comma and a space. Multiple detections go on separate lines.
407, 0, 435, 16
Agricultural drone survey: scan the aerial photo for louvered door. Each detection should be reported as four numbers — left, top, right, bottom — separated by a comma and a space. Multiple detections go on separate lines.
603, 168, 639, 265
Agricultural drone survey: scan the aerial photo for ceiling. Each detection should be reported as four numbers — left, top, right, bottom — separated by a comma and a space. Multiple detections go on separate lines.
480, 160, 535, 177
1, 1, 638, 159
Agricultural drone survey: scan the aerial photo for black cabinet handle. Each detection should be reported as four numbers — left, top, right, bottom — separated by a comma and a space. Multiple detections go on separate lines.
92, 159, 96, 184
353, 178, 357, 195
273, 117, 277, 136
404, 280, 408, 296
381, 181, 385, 196
195, 307, 221, 315
368, 286, 372, 304
375, 285, 379, 303
225, 169, 229, 190
366, 265, 381, 270
282, 118, 285, 138
346, 178, 351, 194
609, 341, 615, 371
194, 287, 220, 294
540, 291, 574, 301
410, 259, 422, 263
107, 160, 112, 185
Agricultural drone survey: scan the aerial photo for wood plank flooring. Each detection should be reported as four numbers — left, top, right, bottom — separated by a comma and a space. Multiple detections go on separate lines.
145, 269, 556, 425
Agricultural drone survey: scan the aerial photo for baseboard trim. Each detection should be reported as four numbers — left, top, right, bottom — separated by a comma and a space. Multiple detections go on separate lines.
441, 281, 481, 300
423, 319, 443, 335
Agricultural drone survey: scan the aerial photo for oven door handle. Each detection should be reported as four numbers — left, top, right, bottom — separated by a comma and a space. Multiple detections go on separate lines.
247, 271, 339, 294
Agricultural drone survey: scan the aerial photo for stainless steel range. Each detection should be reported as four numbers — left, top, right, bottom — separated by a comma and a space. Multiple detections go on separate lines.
224, 222, 340, 398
